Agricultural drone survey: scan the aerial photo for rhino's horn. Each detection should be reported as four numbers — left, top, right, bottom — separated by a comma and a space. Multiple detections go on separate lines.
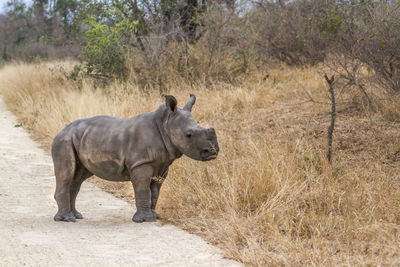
183, 94, 196, 112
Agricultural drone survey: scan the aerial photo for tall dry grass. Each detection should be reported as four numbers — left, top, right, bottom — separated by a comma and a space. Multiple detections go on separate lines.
0, 62, 399, 265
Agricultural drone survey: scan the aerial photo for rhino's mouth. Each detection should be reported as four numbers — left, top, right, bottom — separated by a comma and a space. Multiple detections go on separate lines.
200, 146, 219, 161
202, 153, 217, 161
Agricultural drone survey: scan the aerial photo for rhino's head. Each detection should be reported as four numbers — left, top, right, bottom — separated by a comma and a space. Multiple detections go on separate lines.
163, 94, 219, 161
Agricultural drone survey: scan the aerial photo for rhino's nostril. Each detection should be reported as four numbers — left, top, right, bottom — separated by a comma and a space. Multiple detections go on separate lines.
210, 143, 217, 154
201, 149, 210, 155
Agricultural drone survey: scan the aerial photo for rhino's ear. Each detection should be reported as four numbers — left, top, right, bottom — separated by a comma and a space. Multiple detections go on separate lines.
183, 94, 196, 112
165, 95, 177, 113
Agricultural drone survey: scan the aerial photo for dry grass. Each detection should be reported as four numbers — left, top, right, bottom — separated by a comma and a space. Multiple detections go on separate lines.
0, 62, 399, 266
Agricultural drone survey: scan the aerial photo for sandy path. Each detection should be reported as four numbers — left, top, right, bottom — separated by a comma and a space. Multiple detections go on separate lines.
0, 97, 240, 266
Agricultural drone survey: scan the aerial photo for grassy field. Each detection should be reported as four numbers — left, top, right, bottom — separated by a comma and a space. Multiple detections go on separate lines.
1, 62, 399, 265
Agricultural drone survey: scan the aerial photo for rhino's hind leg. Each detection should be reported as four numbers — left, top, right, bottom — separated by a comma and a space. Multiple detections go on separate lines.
54, 167, 76, 222
53, 139, 77, 222
70, 166, 92, 219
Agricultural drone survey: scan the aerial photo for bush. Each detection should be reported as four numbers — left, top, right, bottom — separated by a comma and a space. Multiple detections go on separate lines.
323, 0, 400, 106
354, 1, 400, 93
82, 8, 138, 80
247, 0, 342, 65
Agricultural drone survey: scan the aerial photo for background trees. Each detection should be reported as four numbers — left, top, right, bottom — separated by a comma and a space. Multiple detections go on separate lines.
0, 0, 399, 92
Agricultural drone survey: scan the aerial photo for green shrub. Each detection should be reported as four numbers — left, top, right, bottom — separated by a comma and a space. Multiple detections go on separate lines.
82, 7, 138, 80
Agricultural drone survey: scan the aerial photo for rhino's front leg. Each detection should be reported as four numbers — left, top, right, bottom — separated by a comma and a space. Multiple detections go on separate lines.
150, 169, 168, 219
130, 165, 157, 223
150, 181, 162, 219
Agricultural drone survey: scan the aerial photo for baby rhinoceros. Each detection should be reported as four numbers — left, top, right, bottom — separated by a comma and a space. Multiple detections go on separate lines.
52, 94, 219, 223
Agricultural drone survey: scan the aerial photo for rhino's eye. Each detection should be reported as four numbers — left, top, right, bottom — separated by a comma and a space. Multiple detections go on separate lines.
185, 131, 193, 138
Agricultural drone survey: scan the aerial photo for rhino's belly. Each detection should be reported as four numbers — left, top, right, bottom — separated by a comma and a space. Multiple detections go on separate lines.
87, 163, 130, 181
79, 153, 130, 182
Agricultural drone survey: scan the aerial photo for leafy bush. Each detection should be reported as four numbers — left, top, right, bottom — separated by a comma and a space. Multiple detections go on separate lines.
82, 7, 138, 80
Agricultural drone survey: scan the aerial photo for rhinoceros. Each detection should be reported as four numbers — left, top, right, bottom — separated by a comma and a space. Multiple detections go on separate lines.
52, 94, 219, 223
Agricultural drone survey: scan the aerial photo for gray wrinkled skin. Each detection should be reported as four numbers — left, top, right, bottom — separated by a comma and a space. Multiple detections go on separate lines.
52, 94, 219, 223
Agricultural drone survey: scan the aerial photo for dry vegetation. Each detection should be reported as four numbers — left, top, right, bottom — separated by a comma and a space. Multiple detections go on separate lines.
1, 62, 400, 265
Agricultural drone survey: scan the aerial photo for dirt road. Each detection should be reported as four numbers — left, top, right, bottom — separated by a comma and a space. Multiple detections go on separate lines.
0, 97, 240, 266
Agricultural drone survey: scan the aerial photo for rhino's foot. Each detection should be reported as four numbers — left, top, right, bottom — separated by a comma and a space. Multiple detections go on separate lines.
54, 211, 76, 222
72, 210, 83, 219
152, 210, 161, 219
132, 210, 157, 223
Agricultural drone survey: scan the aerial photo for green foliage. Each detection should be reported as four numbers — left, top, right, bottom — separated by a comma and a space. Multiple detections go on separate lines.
62, 64, 82, 81
82, 8, 138, 80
